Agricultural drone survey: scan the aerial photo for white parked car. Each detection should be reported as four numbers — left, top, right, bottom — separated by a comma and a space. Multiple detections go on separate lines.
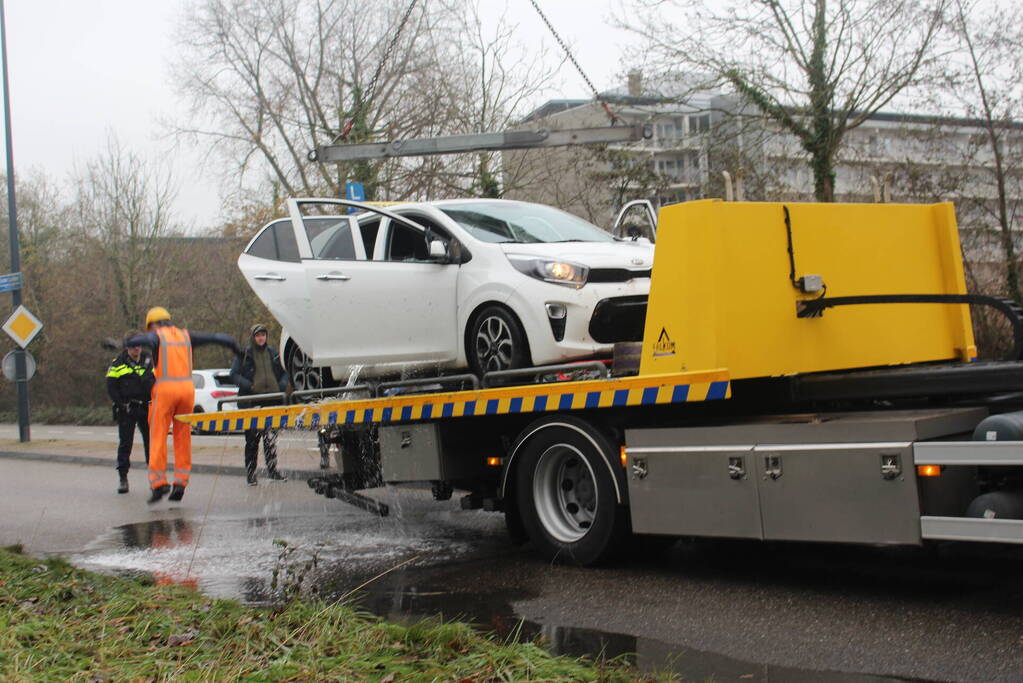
192, 369, 239, 414
238, 198, 654, 389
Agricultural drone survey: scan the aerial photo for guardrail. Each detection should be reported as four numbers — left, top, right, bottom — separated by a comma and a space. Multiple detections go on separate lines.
481, 361, 609, 388
215, 362, 609, 410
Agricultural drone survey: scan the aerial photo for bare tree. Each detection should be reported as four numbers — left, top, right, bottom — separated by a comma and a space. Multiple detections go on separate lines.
934, 0, 1023, 303
71, 136, 179, 330
169, 0, 558, 203
622, 0, 946, 201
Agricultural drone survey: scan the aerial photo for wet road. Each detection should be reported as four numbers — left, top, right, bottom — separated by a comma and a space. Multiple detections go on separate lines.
2, 455, 1023, 681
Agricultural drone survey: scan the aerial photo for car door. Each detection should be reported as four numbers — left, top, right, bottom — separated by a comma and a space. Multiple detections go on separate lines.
358, 215, 459, 363
237, 218, 314, 352
295, 200, 459, 365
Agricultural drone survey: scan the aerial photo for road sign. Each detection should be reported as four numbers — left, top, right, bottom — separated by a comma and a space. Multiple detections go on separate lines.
2, 350, 35, 381
0, 271, 21, 292
2, 304, 42, 348
345, 181, 365, 214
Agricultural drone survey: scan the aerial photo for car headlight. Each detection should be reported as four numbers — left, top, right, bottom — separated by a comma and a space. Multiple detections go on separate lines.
507, 255, 589, 288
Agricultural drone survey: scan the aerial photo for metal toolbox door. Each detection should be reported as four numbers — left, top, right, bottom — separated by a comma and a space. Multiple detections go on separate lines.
755, 443, 921, 544
626, 446, 763, 539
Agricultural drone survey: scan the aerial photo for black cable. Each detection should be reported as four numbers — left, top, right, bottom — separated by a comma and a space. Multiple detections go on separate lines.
796, 294, 1023, 361
783, 205, 798, 289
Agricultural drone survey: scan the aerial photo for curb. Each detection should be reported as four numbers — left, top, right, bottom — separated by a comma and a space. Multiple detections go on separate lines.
0, 450, 324, 481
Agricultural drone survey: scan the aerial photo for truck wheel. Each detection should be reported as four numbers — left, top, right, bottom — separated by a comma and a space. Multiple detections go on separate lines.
468, 306, 530, 376
513, 417, 629, 565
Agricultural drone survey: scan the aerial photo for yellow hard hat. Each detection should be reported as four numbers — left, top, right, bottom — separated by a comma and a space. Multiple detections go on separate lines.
144, 306, 171, 328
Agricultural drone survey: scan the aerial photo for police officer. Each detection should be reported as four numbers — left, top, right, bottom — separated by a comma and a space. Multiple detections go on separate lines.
106, 332, 155, 494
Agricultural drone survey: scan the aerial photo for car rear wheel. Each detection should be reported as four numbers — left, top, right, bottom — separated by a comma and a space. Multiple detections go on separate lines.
287, 342, 333, 392
469, 306, 530, 376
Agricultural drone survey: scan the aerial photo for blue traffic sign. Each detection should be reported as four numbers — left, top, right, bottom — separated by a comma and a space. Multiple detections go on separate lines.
0, 272, 22, 293
345, 181, 365, 201
345, 181, 365, 214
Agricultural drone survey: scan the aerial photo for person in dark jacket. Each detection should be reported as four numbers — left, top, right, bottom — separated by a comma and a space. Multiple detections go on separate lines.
230, 324, 289, 485
106, 332, 155, 494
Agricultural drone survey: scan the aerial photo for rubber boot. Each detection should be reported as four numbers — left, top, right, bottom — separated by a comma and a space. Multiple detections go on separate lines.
147, 484, 170, 504
117, 473, 129, 494
168, 484, 185, 502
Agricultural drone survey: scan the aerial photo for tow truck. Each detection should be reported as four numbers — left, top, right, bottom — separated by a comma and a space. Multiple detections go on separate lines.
181, 197, 1023, 565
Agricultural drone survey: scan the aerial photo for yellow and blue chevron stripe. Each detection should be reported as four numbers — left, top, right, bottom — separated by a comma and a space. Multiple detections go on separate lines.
181, 369, 730, 433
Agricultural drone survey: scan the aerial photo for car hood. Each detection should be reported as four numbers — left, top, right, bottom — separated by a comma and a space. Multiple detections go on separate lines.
498, 240, 654, 269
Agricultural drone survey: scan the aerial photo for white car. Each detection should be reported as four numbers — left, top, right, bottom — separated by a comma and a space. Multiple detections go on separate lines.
238, 198, 654, 389
192, 369, 239, 414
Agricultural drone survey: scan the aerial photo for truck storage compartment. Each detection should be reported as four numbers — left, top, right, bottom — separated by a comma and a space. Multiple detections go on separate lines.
625, 408, 985, 544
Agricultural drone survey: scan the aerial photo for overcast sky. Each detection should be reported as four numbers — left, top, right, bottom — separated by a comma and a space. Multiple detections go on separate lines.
2, 0, 636, 231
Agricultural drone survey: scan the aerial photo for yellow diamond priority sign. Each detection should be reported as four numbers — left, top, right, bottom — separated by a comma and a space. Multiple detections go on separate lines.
3, 305, 43, 348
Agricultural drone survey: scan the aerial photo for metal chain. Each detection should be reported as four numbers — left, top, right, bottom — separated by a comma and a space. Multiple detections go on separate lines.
337, 0, 421, 142
527, 0, 620, 124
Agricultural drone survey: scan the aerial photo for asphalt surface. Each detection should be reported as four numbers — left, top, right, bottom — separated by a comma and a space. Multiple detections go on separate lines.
2, 426, 1023, 681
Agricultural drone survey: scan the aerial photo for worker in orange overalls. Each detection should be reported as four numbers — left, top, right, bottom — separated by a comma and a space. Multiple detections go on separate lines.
127, 307, 240, 504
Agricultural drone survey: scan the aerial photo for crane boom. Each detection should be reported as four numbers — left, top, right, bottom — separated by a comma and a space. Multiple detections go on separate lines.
307, 124, 651, 163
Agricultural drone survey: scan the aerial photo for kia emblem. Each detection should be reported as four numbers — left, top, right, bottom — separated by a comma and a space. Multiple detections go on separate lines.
631, 258, 644, 266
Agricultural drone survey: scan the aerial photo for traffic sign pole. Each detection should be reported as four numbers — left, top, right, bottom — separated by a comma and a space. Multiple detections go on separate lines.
1, 0, 29, 442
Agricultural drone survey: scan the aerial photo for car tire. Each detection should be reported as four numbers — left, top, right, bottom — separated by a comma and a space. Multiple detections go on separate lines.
512, 416, 629, 565
468, 305, 530, 376
286, 342, 334, 394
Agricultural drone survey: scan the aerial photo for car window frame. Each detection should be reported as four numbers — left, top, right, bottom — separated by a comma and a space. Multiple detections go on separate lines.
379, 209, 461, 264
287, 199, 437, 263
243, 218, 301, 263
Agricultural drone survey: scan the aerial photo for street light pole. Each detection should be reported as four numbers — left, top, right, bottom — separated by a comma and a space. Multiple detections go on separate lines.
1, 0, 29, 442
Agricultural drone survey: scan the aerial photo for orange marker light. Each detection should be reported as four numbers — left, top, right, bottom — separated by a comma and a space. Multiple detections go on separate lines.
620, 446, 628, 467
486, 457, 503, 467
917, 464, 942, 477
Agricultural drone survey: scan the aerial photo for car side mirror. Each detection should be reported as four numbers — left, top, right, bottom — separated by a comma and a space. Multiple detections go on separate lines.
428, 239, 447, 261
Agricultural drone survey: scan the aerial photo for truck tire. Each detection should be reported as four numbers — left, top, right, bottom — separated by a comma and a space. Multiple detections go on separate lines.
512, 416, 629, 565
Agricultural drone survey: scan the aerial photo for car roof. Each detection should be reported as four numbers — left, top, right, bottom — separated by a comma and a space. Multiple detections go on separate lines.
298, 197, 540, 212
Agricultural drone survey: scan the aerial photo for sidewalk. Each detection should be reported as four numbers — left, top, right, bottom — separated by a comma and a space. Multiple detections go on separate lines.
0, 428, 329, 480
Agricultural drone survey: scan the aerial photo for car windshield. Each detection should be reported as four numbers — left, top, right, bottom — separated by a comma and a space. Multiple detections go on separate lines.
440, 202, 615, 244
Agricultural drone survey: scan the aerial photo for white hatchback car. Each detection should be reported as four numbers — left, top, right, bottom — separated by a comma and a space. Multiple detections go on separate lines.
238, 198, 654, 388
191, 369, 239, 414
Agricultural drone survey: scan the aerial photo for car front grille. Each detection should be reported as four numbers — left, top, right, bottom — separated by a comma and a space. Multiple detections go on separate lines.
588, 295, 648, 343
587, 268, 652, 283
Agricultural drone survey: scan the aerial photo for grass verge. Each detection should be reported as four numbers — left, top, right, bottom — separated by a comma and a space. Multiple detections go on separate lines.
0, 405, 110, 426
0, 546, 662, 681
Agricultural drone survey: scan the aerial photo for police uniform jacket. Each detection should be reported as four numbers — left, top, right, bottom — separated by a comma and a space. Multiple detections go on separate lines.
106, 350, 155, 406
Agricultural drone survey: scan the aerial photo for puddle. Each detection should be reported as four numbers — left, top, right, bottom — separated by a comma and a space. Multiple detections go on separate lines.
74, 513, 923, 682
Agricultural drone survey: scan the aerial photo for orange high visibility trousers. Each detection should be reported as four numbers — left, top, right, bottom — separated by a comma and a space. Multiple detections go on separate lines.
148, 380, 194, 489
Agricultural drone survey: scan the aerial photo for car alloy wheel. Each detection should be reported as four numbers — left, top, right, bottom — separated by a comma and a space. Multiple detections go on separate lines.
477, 315, 514, 371
470, 306, 529, 375
288, 344, 324, 391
